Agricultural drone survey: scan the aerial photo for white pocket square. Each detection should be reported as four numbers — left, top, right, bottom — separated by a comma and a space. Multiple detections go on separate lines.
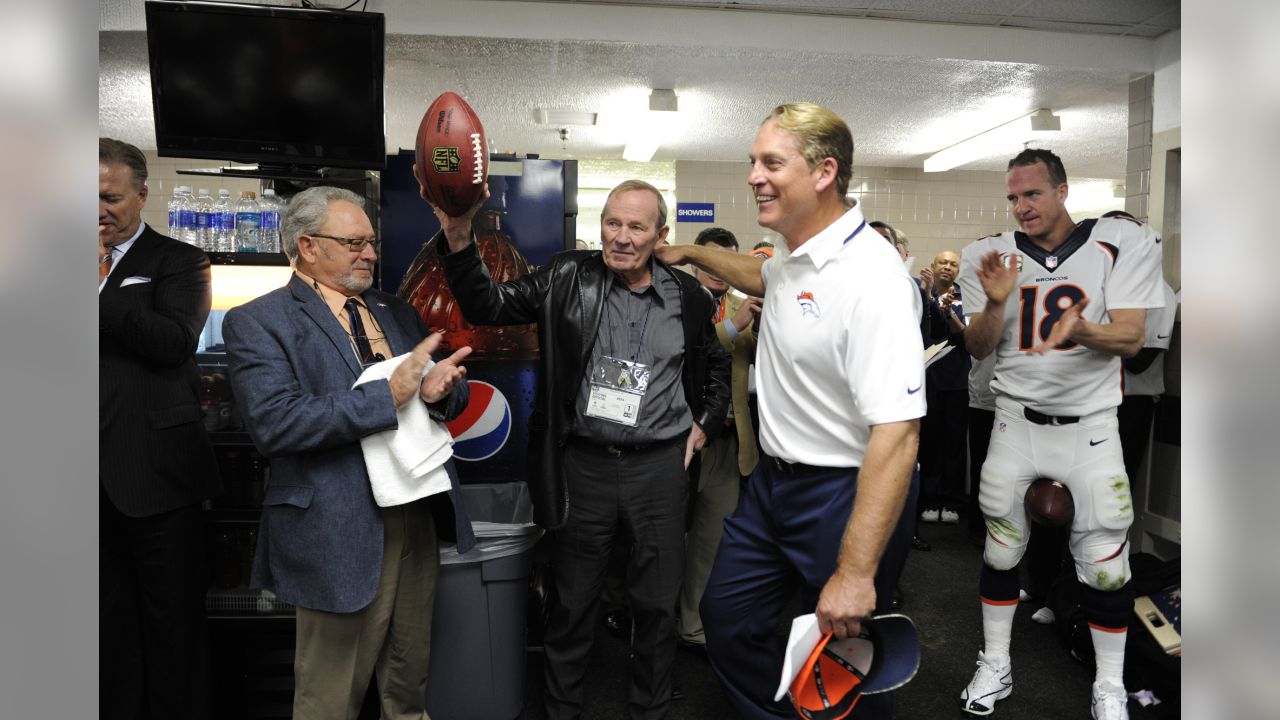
120, 276, 152, 287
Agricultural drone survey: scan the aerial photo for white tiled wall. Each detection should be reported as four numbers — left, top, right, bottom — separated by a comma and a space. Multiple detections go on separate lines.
673, 160, 1017, 263
1125, 74, 1154, 222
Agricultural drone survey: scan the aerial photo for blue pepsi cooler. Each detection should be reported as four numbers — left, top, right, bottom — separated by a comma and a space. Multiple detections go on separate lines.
425, 482, 543, 720
444, 361, 538, 483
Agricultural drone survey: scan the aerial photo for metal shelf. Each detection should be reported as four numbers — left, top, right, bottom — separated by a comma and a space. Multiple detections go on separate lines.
177, 165, 374, 183
208, 251, 289, 266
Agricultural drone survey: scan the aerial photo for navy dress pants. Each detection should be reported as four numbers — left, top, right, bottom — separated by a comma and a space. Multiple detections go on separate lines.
701, 457, 916, 720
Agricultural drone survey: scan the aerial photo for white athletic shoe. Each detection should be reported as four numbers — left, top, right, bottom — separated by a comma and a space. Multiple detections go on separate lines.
1031, 607, 1056, 624
960, 652, 1013, 716
921, 508, 940, 523
1090, 681, 1129, 720
941, 508, 961, 524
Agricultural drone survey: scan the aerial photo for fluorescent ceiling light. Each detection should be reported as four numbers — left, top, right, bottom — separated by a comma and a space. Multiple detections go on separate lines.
923, 108, 1061, 173
648, 88, 678, 113
623, 136, 662, 162
535, 108, 597, 126
624, 89, 679, 162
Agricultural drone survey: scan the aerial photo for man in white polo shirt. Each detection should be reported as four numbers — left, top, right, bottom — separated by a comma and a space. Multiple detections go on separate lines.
659, 102, 924, 720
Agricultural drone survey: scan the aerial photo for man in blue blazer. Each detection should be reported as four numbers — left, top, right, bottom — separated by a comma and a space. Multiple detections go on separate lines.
224, 186, 475, 720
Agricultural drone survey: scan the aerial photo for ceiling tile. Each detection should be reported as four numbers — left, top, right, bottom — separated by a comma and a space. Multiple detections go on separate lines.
1016, 0, 1179, 25
866, 10, 1015, 26
1141, 6, 1181, 28
1123, 25, 1173, 38
1001, 19, 1134, 35
100, 0, 1152, 180
869, 0, 1026, 15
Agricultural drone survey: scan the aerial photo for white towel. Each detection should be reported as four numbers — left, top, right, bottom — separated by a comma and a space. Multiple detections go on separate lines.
354, 352, 455, 507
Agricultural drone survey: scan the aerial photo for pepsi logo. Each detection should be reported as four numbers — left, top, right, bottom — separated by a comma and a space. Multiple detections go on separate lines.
445, 380, 512, 461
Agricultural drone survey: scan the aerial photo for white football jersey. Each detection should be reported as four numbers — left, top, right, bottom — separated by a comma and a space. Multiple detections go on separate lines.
1124, 281, 1178, 397
968, 352, 996, 411
957, 216, 1165, 416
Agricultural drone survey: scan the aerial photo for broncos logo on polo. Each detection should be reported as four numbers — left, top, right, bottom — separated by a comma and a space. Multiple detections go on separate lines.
796, 291, 821, 319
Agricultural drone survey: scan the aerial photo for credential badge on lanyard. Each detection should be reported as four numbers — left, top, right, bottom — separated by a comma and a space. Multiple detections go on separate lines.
584, 356, 650, 426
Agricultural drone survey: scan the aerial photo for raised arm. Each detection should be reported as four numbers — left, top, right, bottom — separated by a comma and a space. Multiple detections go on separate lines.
656, 243, 767, 297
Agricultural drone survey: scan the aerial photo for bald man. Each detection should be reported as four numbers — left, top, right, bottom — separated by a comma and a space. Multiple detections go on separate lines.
917, 250, 971, 525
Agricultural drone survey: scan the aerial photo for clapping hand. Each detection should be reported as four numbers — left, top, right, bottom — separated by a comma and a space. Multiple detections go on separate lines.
389, 333, 472, 407
976, 250, 1017, 305
1029, 297, 1088, 355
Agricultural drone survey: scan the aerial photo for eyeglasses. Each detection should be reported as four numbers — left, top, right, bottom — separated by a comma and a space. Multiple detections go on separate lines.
310, 234, 380, 253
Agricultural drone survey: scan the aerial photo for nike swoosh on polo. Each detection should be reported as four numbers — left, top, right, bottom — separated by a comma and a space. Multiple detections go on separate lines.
1089, 438, 1107, 446
1157, 334, 1170, 339
907, 385, 922, 395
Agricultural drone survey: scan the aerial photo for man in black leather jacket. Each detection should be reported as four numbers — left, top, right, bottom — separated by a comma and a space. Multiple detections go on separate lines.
423, 178, 730, 720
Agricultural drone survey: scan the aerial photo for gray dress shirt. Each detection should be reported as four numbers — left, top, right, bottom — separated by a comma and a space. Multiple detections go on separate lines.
571, 261, 690, 445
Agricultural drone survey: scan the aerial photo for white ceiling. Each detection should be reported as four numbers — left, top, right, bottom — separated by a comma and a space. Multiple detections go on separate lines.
500, 0, 1180, 36
98, 0, 1179, 178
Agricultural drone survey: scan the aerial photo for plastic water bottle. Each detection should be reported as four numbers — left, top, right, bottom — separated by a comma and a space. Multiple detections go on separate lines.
167, 186, 187, 240
235, 191, 261, 252
193, 188, 214, 250
258, 188, 282, 254
178, 186, 198, 245
213, 189, 235, 252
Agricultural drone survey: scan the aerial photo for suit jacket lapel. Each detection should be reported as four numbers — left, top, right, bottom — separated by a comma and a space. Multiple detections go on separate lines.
363, 292, 409, 356
289, 274, 364, 379
103, 226, 159, 293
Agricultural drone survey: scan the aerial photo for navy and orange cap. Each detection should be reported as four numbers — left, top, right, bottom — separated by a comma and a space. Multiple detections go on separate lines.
788, 614, 920, 720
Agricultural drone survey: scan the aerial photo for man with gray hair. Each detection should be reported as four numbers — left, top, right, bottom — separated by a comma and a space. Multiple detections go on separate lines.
223, 186, 476, 720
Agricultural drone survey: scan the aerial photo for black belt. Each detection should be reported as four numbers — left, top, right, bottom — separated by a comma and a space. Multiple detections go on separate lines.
765, 455, 841, 476
569, 435, 684, 458
1023, 407, 1080, 426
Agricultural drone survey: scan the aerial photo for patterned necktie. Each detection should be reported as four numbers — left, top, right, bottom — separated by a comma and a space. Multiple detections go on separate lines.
99, 247, 114, 284
343, 298, 377, 364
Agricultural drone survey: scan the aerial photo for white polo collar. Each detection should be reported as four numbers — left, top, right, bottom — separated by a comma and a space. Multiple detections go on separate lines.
786, 202, 869, 270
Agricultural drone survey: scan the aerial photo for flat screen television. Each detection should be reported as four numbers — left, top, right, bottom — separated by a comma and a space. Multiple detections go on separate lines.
145, 0, 386, 170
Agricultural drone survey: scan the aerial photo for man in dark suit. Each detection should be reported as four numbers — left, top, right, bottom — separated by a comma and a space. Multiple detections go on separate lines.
423, 178, 731, 720
223, 186, 475, 720
98, 137, 221, 720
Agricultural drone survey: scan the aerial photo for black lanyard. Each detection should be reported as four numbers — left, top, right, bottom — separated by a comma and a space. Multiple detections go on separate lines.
605, 283, 655, 364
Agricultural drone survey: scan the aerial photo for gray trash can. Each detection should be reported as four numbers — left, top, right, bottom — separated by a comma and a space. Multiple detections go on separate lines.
425, 482, 544, 720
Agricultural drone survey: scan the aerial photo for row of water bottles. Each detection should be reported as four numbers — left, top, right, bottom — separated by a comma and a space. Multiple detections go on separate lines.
167, 186, 283, 253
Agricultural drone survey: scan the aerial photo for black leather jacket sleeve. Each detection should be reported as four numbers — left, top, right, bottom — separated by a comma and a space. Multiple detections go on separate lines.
436, 232, 550, 325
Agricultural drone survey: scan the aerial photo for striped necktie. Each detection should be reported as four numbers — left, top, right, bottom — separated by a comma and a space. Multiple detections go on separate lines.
344, 298, 377, 364
99, 247, 114, 284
